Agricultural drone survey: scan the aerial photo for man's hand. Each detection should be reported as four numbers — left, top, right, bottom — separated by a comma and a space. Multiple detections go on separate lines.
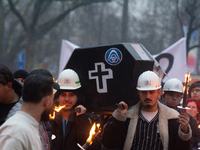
179, 112, 190, 134
75, 105, 87, 116
117, 101, 128, 115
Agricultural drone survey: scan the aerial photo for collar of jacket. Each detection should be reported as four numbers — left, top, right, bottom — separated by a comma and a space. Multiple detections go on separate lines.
121, 101, 179, 150
54, 111, 76, 127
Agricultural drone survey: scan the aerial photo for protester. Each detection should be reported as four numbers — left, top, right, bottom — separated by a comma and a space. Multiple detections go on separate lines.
189, 81, 200, 101
0, 64, 23, 126
162, 78, 200, 150
13, 69, 29, 84
186, 98, 200, 124
29, 69, 60, 150
29, 69, 59, 92
162, 78, 183, 109
0, 74, 54, 150
102, 71, 191, 150
51, 69, 100, 150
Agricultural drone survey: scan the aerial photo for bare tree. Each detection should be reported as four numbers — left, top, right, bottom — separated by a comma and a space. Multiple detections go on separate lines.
7, 0, 111, 71
129, 0, 181, 54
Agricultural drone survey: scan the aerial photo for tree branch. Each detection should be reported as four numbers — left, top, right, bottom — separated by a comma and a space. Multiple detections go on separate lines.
36, 0, 93, 39
8, 0, 28, 31
40, 1, 53, 16
30, 0, 45, 30
193, 24, 200, 31
176, 0, 184, 36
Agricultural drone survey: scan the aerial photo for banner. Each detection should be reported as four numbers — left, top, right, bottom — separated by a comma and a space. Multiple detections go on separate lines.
59, 38, 187, 83
153, 38, 187, 82
58, 40, 79, 74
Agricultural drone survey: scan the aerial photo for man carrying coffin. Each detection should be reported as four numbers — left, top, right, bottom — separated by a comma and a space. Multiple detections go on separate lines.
102, 70, 192, 150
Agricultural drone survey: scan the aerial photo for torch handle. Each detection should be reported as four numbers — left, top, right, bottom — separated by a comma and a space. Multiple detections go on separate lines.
77, 142, 91, 150
75, 107, 81, 113
182, 91, 187, 108
182, 75, 189, 108
115, 103, 125, 110
82, 142, 91, 149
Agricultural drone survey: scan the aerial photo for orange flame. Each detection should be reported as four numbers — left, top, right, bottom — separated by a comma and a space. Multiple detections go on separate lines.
185, 73, 190, 83
198, 124, 200, 129
55, 105, 66, 112
183, 73, 190, 93
49, 105, 66, 119
86, 123, 101, 145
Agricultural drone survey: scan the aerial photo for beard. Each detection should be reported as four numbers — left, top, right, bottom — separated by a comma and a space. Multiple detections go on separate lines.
40, 107, 51, 122
142, 98, 154, 109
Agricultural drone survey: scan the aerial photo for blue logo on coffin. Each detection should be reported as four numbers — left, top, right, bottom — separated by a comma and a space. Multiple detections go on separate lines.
105, 48, 122, 65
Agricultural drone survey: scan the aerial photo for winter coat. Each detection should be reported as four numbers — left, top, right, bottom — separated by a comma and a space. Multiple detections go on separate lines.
102, 101, 192, 150
51, 111, 101, 150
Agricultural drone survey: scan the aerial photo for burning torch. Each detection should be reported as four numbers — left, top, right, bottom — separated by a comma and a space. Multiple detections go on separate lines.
177, 73, 191, 111
77, 122, 101, 150
49, 105, 66, 119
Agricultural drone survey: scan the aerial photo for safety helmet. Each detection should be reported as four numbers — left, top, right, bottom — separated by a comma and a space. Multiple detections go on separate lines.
136, 70, 161, 91
57, 69, 81, 90
163, 78, 183, 93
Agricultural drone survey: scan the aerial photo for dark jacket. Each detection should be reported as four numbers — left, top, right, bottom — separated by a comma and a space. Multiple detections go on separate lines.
51, 111, 101, 150
102, 101, 192, 150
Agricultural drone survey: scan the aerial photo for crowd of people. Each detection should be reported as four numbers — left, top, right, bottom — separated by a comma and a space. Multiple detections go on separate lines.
0, 63, 200, 150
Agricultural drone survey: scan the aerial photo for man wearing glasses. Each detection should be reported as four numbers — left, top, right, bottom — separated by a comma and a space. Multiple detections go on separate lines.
189, 81, 200, 102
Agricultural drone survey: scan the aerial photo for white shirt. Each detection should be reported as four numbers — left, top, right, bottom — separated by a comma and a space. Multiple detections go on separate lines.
141, 110, 158, 122
0, 111, 42, 150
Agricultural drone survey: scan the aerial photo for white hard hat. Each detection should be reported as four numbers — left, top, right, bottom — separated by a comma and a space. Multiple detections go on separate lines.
57, 69, 81, 90
163, 78, 183, 93
136, 70, 161, 91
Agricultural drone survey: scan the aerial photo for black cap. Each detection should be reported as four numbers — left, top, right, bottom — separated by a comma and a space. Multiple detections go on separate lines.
14, 69, 29, 79
0, 64, 22, 96
29, 69, 60, 90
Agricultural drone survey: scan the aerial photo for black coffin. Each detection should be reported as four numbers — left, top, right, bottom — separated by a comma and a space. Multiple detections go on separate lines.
65, 43, 156, 113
